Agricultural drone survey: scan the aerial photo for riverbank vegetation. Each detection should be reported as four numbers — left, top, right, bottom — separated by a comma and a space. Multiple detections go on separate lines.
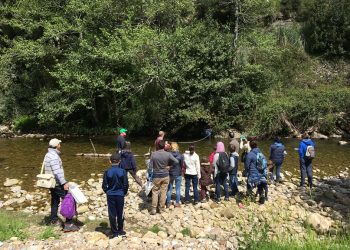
0, 0, 349, 136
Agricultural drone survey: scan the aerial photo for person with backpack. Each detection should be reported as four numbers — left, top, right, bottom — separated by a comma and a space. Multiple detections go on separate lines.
120, 141, 143, 188
102, 153, 129, 238
166, 142, 184, 208
244, 141, 268, 204
298, 132, 315, 188
269, 137, 286, 183
199, 156, 213, 202
228, 144, 239, 196
213, 142, 230, 202
183, 144, 201, 205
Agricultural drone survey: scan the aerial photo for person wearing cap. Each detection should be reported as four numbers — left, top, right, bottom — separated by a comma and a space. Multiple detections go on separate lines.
44, 138, 79, 232
102, 153, 129, 238
116, 128, 127, 151
155, 131, 165, 151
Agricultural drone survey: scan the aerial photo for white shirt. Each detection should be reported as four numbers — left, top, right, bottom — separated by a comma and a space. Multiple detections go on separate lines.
183, 151, 201, 179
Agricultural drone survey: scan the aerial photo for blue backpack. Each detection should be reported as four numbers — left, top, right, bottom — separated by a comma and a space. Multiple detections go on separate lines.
256, 152, 268, 175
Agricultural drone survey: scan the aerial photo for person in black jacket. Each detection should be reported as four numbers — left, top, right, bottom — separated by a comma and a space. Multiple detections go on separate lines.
269, 137, 286, 183
102, 153, 129, 238
120, 142, 143, 187
116, 128, 127, 151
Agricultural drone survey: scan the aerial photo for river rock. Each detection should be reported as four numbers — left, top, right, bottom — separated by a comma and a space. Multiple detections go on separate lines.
84, 232, 108, 245
338, 141, 348, 146
4, 179, 19, 187
307, 213, 332, 234
176, 232, 184, 239
109, 236, 123, 245
77, 205, 89, 214
158, 231, 168, 239
312, 132, 328, 140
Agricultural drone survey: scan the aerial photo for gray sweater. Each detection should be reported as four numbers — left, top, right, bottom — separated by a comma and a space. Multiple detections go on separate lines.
44, 148, 67, 185
150, 149, 179, 178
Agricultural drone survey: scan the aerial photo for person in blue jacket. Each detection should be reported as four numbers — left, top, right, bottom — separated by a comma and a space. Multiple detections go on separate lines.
269, 137, 286, 183
245, 141, 268, 204
120, 141, 143, 187
102, 153, 129, 238
298, 132, 315, 188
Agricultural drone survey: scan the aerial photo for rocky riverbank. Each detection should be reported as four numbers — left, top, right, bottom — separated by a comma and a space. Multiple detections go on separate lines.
0, 168, 349, 249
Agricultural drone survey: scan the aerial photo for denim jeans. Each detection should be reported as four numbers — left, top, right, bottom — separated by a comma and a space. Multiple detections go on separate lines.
50, 185, 72, 224
300, 158, 313, 187
185, 174, 199, 202
229, 170, 239, 196
270, 162, 283, 182
215, 173, 229, 199
166, 175, 182, 204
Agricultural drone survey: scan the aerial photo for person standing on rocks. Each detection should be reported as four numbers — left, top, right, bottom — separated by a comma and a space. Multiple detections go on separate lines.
154, 131, 165, 151
298, 132, 316, 188
44, 138, 79, 232
229, 131, 240, 154
102, 153, 129, 238
213, 142, 230, 202
183, 144, 201, 205
120, 141, 143, 188
269, 137, 286, 183
244, 141, 268, 204
199, 157, 213, 202
166, 142, 184, 208
228, 144, 239, 196
150, 140, 178, 214
116, 128, 128, 152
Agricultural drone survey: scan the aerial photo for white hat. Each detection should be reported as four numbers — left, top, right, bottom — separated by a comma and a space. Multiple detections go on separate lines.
49, 138, 62, 147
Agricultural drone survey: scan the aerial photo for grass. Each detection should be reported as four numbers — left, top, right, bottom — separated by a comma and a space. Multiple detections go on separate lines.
37, 226, 59, 240
149, 224, 161, 234
0, 210, 28, 241
181, 228, 191, 237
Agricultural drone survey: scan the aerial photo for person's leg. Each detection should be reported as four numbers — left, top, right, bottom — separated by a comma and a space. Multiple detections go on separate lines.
166, 177, 174, 205
151, 178, 161, 212
107, 195, 118, 236
275, 163, 282, 182
185, 175, 191, 202
159, 176, 170, 210
200, 185, 206, 201
306, 160, 313, 188
300, 159, 306, 187
215, 176, 221, 200
175, 176, 182, 204
223, 174, 229, 199
50, 188, 60, 222
257, 184, 265, 204
192, 175, 199, 203
129, 169, 143, 187
116, 195, 125, 233
231, 175, 239, 196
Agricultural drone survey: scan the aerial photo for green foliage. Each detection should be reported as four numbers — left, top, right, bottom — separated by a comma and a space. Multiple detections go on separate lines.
180, 227, 191, 237
149, 224, 161, 234
37, 226, 59, 240
13, 115, 38, 133
0, 210, 27, 241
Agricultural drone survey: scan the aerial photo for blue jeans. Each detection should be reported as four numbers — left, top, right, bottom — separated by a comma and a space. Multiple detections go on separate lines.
185, 174, 199, 202
300, 158, 313, 187
215, 173, 229, 199
166, 175, 182, 204
229, 170, 239, 196
270, 162, 283, 182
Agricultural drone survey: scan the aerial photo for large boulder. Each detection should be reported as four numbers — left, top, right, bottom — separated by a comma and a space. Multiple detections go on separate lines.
307, 213, 333, 234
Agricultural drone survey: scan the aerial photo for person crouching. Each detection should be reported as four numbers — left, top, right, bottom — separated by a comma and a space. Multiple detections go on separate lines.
102, 153, 129, 238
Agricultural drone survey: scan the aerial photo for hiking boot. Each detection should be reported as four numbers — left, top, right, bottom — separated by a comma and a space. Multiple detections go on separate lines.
224, 197, 229, 201
174, 203, 181, 208
150, 209, 157, 215
194, 201, 199, 205
49, 220, 62, 228
184, 200, 190, 205
166, 203, 171, 209
63, 223, 79, 233
215, 198, 220, 204
201, 199, 207, 203
117, 230, 126, 237
159, 207, 166, 214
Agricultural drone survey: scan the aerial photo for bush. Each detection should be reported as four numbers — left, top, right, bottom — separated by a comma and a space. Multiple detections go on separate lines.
13, 115, 38, 133
0, 210, 27, 241
149, 224, 161, 234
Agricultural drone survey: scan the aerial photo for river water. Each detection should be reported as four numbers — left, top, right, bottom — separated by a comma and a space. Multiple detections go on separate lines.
0, 136, 349, 193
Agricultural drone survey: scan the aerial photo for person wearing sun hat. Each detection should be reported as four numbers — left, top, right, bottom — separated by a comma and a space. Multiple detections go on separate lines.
116, 128, 128, 151
43, 138, 79, 232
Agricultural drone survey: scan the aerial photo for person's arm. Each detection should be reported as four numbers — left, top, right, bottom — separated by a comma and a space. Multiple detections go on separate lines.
213, 153, 219, 177
102, 170, 108, 193
239, 140, 244, 150
169, 153, 179, 165
123, 170, 129, 195
49, 158, 67, 185
230, 155, 235, 169
244, 153, 250, 172
298, 142, 304, 159
269, 145, 273, 161
131, 155, 137, 171
196, 155, 201, 179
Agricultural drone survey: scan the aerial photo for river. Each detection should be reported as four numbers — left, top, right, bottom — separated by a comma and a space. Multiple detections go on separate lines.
0, 136, 349, 193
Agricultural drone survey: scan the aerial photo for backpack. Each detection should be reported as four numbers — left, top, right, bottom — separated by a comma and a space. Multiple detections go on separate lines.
60, 193, 76, 219
217, 152, 230, 173
256, 152, 268, 174
305, 145, 315, 159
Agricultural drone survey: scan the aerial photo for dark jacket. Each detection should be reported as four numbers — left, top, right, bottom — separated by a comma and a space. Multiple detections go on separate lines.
169, 151, 183, 177
269, 142, 285, 165
150, 149, 179, 178
116, 135, 125, 151
200, 164, 213, 186
298, 139, 315, 159
245, 148, 266, 186
102, 164, 129, 196
120, 150, 136, 171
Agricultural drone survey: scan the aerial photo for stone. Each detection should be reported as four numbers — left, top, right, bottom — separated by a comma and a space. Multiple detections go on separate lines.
77, 205, 89, 214
176, 232, 184, 239
143, 231, 157, 239
307, 213, 332, 234
88, 215, 96, 221
4, 179, 19, 187
158, 231, 168, 239
109, 236, 123, 245
220, 208, 235, 219
10, 186, 21, 193
84, 232, 108, 245
338, 141, 348, 146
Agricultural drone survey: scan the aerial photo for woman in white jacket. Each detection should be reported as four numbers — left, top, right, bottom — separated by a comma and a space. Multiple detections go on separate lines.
183, 144, 201, 204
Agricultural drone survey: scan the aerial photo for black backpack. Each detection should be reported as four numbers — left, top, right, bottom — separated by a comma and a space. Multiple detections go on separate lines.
217, 152, 230, 173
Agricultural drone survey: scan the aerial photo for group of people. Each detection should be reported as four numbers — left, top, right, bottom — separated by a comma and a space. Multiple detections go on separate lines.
42, 129, 315, 238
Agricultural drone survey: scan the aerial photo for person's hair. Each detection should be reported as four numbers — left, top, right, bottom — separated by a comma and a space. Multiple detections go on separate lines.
229, 131, 235, 139
201, 156, 208, 162
302, 132, 310, 139
274, 137, 282, 143
170, 142, 179, 152
228, 144, 235, 153
110, 153, 121, 163
250, 140, 258, 149
159, 131, 165, 136
123, 141, 131, 151
158, 140, 165, 149
189, 144, 195, 152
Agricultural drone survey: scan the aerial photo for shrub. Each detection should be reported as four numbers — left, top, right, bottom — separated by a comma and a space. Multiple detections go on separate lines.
0, 211, 27, 241
149, 224, 161, 234
13, 115, 38, 133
